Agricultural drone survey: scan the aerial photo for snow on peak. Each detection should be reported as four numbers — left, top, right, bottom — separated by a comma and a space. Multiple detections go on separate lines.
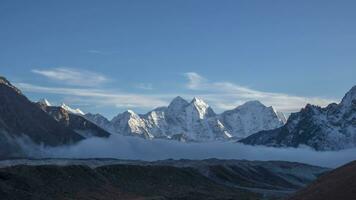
60, 103, 85, 115
239, 100, 264, 108
191, 97, 207, 105
220, 100, 285, 138
38, 98, 51, 107
189, 97, 214, 119
126, 109, 136, 115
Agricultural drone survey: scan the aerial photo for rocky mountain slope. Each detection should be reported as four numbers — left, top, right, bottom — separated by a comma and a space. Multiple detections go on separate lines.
0, 158, 328, 200
86, 96, 286, 141
240, 85, 356, 150
288, 160, 356, 200
37, 100, 110, 138
0, 77, 84, 157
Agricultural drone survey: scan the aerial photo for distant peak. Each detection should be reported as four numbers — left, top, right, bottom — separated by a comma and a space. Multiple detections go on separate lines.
60, 103, 85, 115
240, 100, 265, 107
168, 96, 189, 108
126, 109, 136, 114
171, 96, 188, 103
191, 97, 208, 107
38, 98, 51, 107
341, 85, 356, 106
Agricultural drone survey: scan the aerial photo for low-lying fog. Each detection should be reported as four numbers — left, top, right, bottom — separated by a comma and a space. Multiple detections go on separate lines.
23, 135, 356, 168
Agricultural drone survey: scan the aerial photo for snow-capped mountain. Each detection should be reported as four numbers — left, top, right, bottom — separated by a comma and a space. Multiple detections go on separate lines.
37, 100, 110, 138
219, 101, 286, 139
38, 98, 52, 107
111, 110, 153, 139
86, 96, 286, 141
60, 103, 85, 115
84, 113, 114, 133
0, 76, 84, 157
240, 85, 356, 151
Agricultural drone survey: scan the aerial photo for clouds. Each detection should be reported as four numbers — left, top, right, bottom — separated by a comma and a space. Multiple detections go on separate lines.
184, 72, 335, 113
17, 68, 336, 117
40, 134, 356, 168
185, 72, 206, 90
32, 67, 109, 86
16, 83, 168, 109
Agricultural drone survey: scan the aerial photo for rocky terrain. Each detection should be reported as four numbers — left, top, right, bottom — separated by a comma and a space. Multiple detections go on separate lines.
240, 85, 356, 150
288, 160, 356, 200
0, 77, 84, 157
37, 100, 110, 138
0, 158, 328, 200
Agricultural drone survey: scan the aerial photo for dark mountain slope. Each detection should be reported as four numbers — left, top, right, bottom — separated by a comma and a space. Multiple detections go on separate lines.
288, 160, 356, 200
0, 158, 328, 200
0, 77, 83, 151
0, 164, 258, 200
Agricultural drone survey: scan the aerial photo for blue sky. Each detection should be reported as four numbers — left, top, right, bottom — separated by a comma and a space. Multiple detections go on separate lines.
1, 0, 355, 118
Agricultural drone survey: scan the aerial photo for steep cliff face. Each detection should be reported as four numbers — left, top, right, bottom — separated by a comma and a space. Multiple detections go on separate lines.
0, 77, 83, 150
38, 104, 111, 138
240, 86, 356, 151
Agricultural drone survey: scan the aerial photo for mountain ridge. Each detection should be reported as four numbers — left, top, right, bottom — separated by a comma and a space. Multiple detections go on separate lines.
240, 85, 356, 150
86, 97, 286, 141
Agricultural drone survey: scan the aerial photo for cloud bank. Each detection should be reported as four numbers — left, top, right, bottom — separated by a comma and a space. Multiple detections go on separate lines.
35, 134, 356, 168
184, 72, 335, 113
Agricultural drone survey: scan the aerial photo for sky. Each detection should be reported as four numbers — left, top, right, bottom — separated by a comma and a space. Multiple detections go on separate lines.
1, 0, 355, 119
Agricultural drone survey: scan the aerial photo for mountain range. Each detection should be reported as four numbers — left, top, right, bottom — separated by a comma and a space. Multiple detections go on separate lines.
0, 75, 355, 153
84, 96, 286, 141
240, 85, 356, 150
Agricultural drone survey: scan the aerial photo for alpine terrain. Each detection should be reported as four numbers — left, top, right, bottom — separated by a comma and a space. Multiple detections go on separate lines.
240, 85, 356, 150
85, 96, 286, 141
0, 77, 84, 157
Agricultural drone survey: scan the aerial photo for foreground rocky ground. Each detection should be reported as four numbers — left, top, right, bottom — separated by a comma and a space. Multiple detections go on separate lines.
288, 160, 356, 200
0, 159, 328, 200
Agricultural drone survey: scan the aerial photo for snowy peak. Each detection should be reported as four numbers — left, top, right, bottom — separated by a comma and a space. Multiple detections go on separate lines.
38, 98, 52, 107
87, 96, 286, 142
220, 100, 285, 138
111, 109, 152, 139
241, 86, 356, 151
168, 96, 189, 112
238, 100, 265, 108
189, 97, 215, 119
60, 103, 85, 115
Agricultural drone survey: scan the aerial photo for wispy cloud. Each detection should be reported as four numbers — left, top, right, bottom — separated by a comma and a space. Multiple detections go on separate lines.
184, 72, 335, 113
185, 72, 206, 90
16, 83, 168, 109
18, 71, 336, 115
32, 67, 109, 86
135, 83, 154, 90
86, 50, 113, 55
